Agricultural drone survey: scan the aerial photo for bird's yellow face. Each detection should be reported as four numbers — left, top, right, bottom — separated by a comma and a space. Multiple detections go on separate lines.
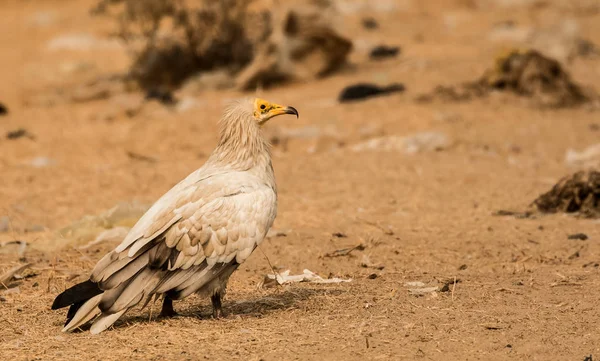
253, 98, 299, 125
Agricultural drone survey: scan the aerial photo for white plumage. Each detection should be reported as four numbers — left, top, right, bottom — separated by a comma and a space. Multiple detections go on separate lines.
52, 98, 298, 334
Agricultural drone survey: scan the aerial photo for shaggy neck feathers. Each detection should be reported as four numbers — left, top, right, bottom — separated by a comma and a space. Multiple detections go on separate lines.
209, 100, 272, 171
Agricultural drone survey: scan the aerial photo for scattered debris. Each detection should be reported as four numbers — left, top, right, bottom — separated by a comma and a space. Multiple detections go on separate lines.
532, 170, 600, 218
566, 143, 600, 168
362, 17, 379, 30
324, 244, 365, 258
360, 255, 385, 270
351, 132, 451, 154
369, 45, 400, 60
439, 278, 461, 292
418, 49, 593, 108
0, 263, 32, 287
262, 269, 352, 288
0, 102, 7, 115
127, 151, 157, 163
6, 128, 35, 140
568, 233, 588, 241
339, 83, 405, 103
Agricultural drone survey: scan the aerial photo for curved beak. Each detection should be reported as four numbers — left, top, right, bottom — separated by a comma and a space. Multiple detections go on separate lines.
283, 106, 299, 118
268, 104, 299, 119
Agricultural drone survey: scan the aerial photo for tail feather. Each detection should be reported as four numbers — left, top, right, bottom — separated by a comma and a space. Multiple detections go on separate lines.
51, 279, 103, 310
62, 293, 103, 332
90, 309, 127, 335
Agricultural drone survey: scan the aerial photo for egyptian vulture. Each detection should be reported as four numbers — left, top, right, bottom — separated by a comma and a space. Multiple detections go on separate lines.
52, 98, 298, 334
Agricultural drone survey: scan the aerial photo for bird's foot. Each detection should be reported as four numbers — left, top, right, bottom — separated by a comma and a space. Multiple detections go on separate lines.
211, 293, 225, 319
212, 307, 227, 319
160, 297, 178, 318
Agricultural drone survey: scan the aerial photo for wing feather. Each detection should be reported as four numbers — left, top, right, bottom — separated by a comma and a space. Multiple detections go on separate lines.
71, 170, 276, 333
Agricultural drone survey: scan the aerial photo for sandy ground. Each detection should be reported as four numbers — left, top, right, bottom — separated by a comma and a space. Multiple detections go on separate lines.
1, 0, 600, 360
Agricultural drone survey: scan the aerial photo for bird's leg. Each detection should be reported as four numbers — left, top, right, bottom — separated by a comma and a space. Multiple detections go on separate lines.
211, 292, 224, 319
160, 296, 178, 317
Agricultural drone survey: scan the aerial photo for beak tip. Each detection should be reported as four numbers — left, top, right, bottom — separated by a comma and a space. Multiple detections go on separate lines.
286, 106, 299, 118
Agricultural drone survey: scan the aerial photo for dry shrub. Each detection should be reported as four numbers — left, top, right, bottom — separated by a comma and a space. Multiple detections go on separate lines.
418, 49, 594, 108
532, 170, 600, 218
93, 0, 267, 90
92, 0, 350, 91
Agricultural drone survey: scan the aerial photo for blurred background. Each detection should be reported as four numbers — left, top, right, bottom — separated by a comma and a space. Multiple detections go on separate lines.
1, 0, 600, 359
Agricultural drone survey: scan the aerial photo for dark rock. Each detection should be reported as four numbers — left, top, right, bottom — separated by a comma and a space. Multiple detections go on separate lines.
6, 128, 34, 140
362, 17, 379, 30
0, 102, 7, 115
339, 83, 405, 103
369, 45, 400, 60
568, 233, 588, 240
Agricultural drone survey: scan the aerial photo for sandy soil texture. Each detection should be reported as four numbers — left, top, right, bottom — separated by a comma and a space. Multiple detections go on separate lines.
1, 0, 600, 360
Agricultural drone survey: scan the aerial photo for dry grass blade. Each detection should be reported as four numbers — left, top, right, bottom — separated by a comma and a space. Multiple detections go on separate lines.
0, 263, 32, 288
324, 243, 365, 258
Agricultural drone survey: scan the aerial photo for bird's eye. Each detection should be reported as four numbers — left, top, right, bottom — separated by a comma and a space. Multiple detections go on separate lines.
260, 104, 266, 110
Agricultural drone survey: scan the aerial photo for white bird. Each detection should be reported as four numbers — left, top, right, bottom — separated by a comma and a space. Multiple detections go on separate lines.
52, 98, 298, 334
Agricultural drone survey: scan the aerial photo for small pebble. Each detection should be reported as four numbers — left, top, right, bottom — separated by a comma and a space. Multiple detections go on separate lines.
6, 128, 34, 140
362, 17, 378, 30
568, 233, 588, 240
369, 45, 400, 60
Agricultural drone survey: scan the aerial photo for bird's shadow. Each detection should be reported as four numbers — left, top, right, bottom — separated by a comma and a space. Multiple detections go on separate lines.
68, 286, 345, 332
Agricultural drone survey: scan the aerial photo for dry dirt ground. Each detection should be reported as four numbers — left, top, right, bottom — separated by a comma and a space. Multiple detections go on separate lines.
2, 0, 600, 360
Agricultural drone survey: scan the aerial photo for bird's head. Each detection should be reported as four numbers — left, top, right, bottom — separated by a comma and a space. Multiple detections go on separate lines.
252, 98, 299, 125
